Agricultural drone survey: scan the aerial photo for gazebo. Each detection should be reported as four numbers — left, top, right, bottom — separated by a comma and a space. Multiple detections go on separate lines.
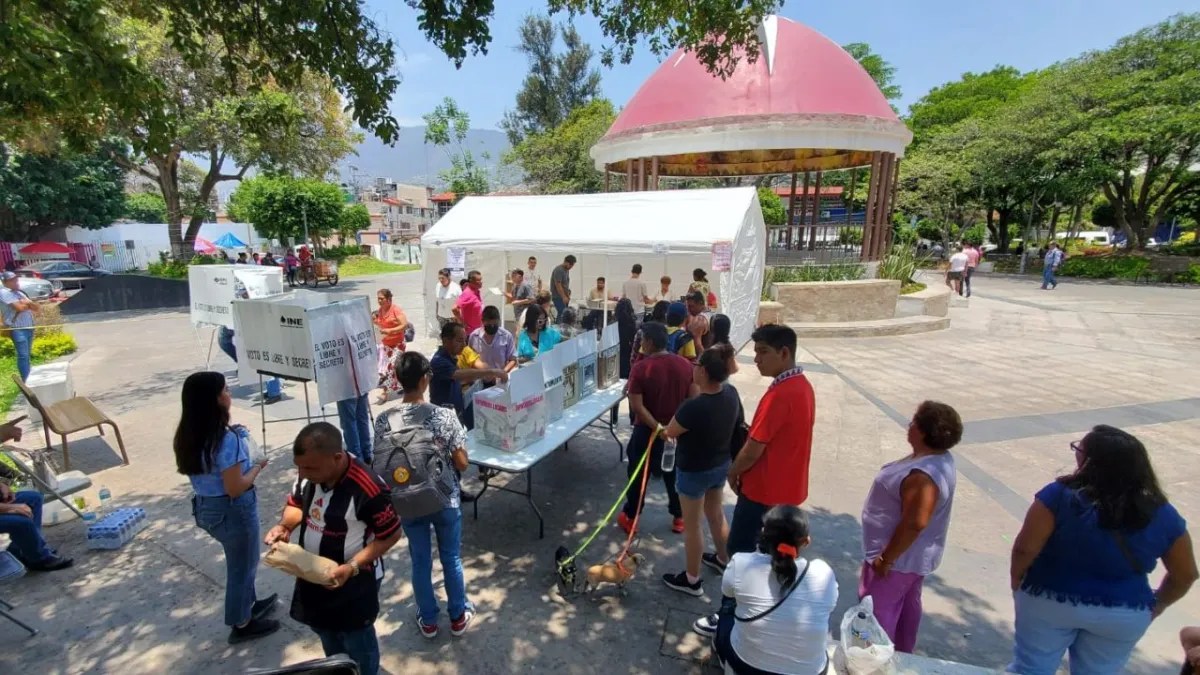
590, 15, 913, 261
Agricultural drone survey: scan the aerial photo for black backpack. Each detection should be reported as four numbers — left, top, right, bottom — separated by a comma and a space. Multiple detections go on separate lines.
371, 403, 454, 519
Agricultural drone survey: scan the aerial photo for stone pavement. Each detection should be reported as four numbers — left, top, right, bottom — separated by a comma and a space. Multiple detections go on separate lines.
0, 270, 1197, 674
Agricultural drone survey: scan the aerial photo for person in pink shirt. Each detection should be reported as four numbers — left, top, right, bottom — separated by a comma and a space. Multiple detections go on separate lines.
453, 269, 484, 334
962, 242, 982, 298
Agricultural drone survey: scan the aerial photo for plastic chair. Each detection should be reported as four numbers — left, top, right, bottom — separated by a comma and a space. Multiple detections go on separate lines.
0, 550, 37, 636
246, 654, 359, 675
13, 374, 129, 471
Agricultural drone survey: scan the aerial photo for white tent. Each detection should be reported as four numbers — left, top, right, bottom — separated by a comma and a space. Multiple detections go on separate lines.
420, 187, 766, 348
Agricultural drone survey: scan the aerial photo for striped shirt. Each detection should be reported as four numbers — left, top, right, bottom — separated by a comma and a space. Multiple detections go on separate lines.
286, 458, 399, 631
0, 287, 34, 329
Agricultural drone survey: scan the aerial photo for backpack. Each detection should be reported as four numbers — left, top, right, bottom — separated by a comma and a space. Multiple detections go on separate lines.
666, 328, 691, 356
371, 403, 454, 519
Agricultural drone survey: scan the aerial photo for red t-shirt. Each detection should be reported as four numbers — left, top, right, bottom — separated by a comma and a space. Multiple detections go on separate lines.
742, 369, 816, 505
456, 288, 483, 334
627, 352, 693, 428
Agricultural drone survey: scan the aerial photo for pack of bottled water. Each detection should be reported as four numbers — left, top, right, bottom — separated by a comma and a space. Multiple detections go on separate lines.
86, 507, 148, 550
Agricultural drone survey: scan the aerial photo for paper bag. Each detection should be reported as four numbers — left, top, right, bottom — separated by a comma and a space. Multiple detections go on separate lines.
560, 337, 581, 408
577, 329, 598, 399
264, 542, 339, 585
473, 364, 547, 452
540, 346, 565, 422
598, 323, 620, 389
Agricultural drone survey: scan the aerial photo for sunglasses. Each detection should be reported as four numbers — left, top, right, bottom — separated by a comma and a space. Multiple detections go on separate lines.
1070, 440, 1084, 454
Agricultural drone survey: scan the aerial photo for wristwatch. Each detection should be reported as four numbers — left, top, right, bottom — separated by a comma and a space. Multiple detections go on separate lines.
349, 560, 361, 577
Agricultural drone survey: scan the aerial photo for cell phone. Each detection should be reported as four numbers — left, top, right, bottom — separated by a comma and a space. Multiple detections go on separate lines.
9, 415, 28, 425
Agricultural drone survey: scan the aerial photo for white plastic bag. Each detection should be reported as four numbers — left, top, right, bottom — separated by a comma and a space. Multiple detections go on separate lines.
833, 596, 896, 675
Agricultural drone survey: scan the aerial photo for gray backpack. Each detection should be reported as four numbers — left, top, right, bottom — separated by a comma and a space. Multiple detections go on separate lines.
372, 404, 454, 519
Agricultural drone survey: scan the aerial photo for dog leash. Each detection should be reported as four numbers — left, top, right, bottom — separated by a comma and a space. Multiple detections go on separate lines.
556, 425, 661, 575
615, 426, 659, 570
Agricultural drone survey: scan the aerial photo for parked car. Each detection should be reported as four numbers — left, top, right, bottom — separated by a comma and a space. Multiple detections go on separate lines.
18, 276, 62, 301
17, 260, 112, 281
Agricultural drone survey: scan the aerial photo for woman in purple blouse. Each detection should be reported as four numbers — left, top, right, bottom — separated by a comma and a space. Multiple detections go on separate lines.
859, 400, 962, 653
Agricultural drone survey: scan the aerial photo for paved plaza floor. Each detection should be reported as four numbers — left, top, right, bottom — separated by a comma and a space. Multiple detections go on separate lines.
0, 270, 1197, 674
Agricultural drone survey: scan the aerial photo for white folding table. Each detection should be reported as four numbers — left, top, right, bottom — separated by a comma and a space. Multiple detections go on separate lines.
467, 380, 626, 539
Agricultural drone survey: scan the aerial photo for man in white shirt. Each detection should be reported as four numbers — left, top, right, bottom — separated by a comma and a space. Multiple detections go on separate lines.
946, 246, 969, 296
434, 267, 461, 328
621, 264, 652, 307
525, 256, 543, 295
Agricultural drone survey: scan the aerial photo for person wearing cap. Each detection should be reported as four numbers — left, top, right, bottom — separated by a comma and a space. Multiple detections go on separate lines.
0, 271, 38, 381
664, 301, 697, 361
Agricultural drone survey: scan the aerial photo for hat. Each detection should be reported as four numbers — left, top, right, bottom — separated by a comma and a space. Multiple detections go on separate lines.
666, 301, 688, 325
0, 272, 17, 281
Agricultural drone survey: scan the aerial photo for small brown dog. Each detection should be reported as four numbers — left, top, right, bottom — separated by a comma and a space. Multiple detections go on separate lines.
583, 553, 645, 595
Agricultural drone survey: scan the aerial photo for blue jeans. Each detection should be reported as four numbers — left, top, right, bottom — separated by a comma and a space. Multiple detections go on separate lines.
1008, 590, 1152, 675
1042, 265, 1057, 289
676, 461, 731, 500
402, 507, 468, 624
313, 624, 380, 675
10, 327, 32, 382
622, 424, 681, 520
552, 296, 567, 322
0, 490, 54, 563
726, 494, 771, 558
337, 393, 373, 462
218, 327, 281, 397
193, 490, 261, 626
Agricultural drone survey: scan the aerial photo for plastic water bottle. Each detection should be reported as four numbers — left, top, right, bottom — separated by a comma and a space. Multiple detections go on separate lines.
850, 611, 873, 648
660, 437, 677, 472
97, 486, 112, 515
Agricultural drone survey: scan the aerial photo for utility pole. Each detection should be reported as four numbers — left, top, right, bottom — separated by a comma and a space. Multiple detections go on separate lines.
301, 202, 310, 249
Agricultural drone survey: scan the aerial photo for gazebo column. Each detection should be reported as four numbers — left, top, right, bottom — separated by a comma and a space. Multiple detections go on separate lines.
861, 152, 883, 262
786, 173, 798, 249
637, 158, 646, 191
799, 171, 810, 251
872, 152, 896, 259
807, 170, 822, 251
651, 156, 660, 190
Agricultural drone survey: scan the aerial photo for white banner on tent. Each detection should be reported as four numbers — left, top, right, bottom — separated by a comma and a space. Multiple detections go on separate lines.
189, 265, 285, 328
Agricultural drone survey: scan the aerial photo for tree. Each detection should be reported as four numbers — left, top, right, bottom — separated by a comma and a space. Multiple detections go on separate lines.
842, 43, 901, 102
228, 176, 346, 244
757, 187, 786, 227
508, 99, 616, 194
124, 192, 168, 222
339, 203, 371, 238
0, 143, 125, 240
4, 0, 778, 148
424, 98, 491, 199
906, 66, 1032, 143
107, 21, 358, 257
501, 15, 602, 146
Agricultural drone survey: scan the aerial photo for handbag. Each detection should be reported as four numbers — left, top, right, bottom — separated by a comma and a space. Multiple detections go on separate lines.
720, 560, 810, 624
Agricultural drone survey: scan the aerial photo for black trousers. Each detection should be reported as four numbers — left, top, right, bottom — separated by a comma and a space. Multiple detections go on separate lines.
622, 424, 681, 519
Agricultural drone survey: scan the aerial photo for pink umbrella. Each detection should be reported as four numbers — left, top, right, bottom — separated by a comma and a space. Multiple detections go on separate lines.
193, 237, 217, 254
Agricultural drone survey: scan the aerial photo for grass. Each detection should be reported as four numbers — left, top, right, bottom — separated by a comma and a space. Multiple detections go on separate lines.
338, 255, 420, 277
900, 281, 927, 295
0, 355, 19, 415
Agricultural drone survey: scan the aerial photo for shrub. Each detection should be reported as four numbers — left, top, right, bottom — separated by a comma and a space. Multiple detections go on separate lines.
0, 332, 78, 361
1058, 255, 1149, 280
761, 262, 866, 299
147, 259, 190, 279
877, 245, 918, 284
321, 244, 364, 263
838, 228, 864, 246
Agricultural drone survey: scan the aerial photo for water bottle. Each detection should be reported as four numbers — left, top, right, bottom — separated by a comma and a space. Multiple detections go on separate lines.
97, 486, 112, 515
850, 611, 873, 648
660, 437, 677, 472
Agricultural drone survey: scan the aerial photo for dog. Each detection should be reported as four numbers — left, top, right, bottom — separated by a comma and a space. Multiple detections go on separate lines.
554, 545, 578, 596
583, 553, 645, 595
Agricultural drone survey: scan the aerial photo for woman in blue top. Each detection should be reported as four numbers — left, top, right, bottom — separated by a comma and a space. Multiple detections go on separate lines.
173, 371, 280, 644
1009, 425, 1198, 674
516, 305, 562, 363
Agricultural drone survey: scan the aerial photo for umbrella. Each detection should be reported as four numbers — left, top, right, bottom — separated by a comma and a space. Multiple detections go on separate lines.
19, 242, 73, 255
213, 232, 247, 248
193, 237, 217, 254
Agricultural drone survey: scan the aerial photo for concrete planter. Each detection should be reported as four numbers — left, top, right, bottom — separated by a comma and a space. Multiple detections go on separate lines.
770, 279, 900, 323
757, 301, 785, 326
896, 283, 951, 318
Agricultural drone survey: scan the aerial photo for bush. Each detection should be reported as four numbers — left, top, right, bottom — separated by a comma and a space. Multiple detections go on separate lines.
877, 245, 918, 284
762, 262, 866, 299
321, 244, 364, 263
1058, 255, 1149, 279
0, 332, 77, 361
147, 259, 190, 279
961, 224, 987, 247
838, 228, 864, 246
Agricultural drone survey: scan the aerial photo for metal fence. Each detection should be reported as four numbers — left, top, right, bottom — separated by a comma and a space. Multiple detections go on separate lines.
766, 217, 871, 265
372, 243, 423, 266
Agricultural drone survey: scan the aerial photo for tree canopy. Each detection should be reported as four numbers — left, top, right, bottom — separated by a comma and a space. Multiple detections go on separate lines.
843, 43, 901, 102
228, 176, 347, 243
0, 143, 125, 240
508, 99, 616, 195
124, 192, 169, 223
757, 187, 786, 227
425, 98, 491, 199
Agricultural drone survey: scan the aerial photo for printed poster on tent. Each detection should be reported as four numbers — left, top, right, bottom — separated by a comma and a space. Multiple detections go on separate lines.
711, 241, 733, 272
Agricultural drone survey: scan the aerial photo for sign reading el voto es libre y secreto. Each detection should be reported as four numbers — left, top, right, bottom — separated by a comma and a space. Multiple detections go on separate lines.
189, 265, 285, 328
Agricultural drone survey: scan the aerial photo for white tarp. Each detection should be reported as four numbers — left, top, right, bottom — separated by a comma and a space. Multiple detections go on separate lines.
231, 291, 377, 406
420, 187, 766, 348
189, 265, 285, 328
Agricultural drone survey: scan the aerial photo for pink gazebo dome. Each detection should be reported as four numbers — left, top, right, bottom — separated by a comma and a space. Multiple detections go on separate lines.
591, 16, 913, 176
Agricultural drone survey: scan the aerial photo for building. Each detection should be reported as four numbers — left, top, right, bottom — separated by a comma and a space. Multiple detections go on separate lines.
359, 179, 438, 242
431, 192, 455, 217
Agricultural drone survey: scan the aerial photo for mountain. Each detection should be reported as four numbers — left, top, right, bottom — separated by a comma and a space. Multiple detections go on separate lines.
337, 126, 516, 189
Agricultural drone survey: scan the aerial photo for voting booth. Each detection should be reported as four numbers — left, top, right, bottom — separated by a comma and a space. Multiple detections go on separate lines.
231, 291, 377, 408
420, 187, 767, 348
473, 365, 547, 452
188, 265, 285, 328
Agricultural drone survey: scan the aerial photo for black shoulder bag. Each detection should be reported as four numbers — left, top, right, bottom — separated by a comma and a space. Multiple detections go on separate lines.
720, 560, 811, 623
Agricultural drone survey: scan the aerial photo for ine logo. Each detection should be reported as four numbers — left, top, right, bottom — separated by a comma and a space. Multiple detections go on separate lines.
212, 277, 228, 286
280, 316, 304, 328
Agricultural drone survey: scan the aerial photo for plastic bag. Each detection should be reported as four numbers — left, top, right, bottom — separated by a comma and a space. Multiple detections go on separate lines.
263, 542, 338, 585
833, 596, 896, 675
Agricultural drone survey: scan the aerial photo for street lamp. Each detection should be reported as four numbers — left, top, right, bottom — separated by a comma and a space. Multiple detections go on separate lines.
301, 202, 310, 249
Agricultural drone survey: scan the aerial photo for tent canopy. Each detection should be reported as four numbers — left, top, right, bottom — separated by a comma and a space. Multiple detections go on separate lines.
19, 242, 73, 255
421, 187, 766, 348
214, 232, 247, 248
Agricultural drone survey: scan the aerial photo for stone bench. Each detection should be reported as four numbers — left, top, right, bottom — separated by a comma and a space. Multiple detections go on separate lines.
896, 283, 951, 318
771, 279, 900, 323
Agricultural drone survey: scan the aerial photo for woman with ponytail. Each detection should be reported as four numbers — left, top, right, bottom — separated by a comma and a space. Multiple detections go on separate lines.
712, 505, 838, 674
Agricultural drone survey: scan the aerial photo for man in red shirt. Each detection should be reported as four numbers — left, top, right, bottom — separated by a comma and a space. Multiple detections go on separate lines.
962, 241, 982, 298
453, 269, 484, 334
693, 323, 815, 637
619, 321, 694, 534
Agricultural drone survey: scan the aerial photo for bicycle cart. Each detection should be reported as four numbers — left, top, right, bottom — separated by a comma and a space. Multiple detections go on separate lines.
301, 259, 339, 287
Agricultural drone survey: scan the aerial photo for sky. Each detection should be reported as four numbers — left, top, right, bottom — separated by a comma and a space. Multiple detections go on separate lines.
365, 0, 1200, 132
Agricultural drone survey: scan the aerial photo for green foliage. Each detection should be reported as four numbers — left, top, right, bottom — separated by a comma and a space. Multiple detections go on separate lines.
339, 256, 420, 277
762, 262, 866, 298
900, 282, 927, 295
838, 228, 864, 246
915, 220, 946, 242
508, 100, 616, 194
339, 204, 371, 237
842, 43, 901, 102
960, 224, 987, 246
425, 98, 491, 198
147, 260, 189, 279
0, 332, 78, 362
906, 66, 1032, 141
124, 191, 168, 222
757, 187, 787, 227
0, 143, 125, 239
1058, 255, 1149, 279
322, 245, 364, 264
228, 176, 347, 243
877, 245, 918, 284
500, 15, 602, 146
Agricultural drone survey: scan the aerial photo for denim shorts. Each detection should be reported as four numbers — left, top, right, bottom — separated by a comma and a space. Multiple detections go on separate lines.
676, 461, 730, 499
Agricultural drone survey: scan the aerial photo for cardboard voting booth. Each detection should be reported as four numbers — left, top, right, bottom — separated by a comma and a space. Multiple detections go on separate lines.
577, 329, 598, 399
189, 265, 285, 328
598, 323, 620, 389
540, 346, 565, 422
473, 364, 547, 452
231, 291, 377, 406
560, 336, 581, 408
